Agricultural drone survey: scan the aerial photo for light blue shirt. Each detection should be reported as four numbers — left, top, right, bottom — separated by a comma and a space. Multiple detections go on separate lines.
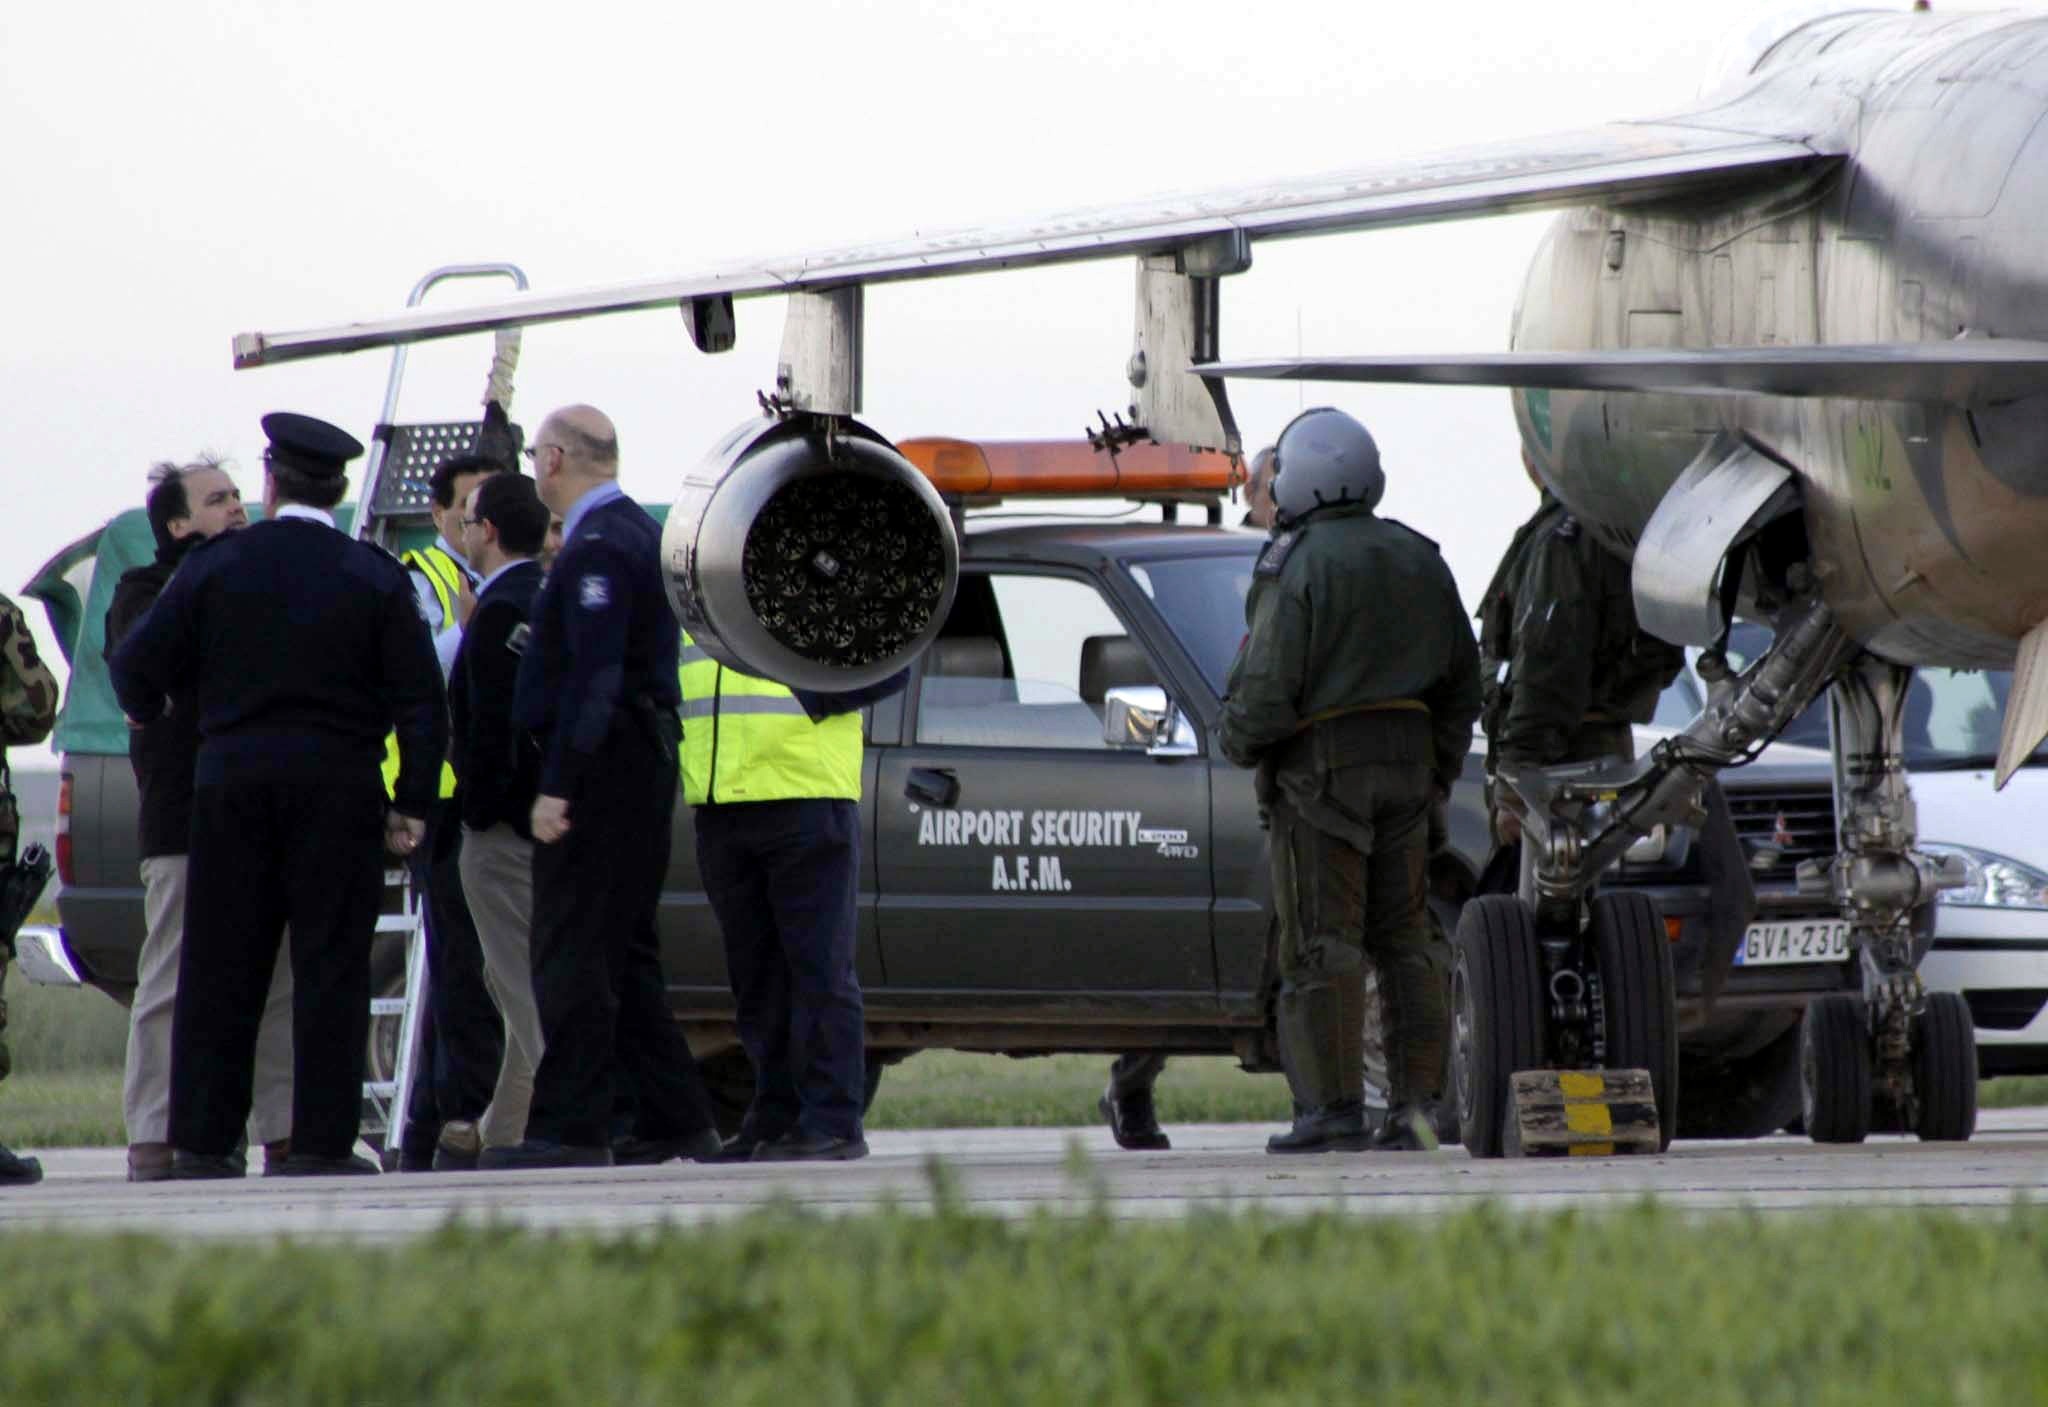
561, 482, 625, 545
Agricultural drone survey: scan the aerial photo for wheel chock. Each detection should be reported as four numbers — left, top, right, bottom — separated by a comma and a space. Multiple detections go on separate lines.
1507, 1069, 1662, 1157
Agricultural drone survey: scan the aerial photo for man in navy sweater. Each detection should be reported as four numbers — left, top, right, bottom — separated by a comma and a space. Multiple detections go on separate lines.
447, 471, 550, 1161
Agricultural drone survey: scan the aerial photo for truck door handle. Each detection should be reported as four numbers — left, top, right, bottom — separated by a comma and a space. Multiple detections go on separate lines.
906, 767, 959, 807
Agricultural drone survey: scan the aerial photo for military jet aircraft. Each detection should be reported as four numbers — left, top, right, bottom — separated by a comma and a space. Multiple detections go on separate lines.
232, 5, 2047, 1150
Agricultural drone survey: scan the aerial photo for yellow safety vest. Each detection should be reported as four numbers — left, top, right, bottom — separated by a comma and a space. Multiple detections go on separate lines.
679, 634, 862, 805
382, 543, 462, 801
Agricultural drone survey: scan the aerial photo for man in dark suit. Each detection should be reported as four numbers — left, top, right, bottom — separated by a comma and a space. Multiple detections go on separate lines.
478, 404, 719, 1170
110, 412, 447, 1178
448, 472, 549, 1161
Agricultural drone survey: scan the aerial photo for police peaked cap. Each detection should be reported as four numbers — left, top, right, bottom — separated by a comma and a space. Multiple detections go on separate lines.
261, 412, 364, 480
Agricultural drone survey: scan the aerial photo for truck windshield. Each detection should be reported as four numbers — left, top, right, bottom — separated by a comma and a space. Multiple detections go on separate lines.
1123, 551, 1256, 697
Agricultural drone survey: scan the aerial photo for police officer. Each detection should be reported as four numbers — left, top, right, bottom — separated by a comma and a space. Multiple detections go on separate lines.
1477, 450, 1683, 857
104, 457, 294, 1182
484, 404, 720, 1169
1220, 408, 1480, 1155
389, 450, 510, 1172
110, 413, 447, 1178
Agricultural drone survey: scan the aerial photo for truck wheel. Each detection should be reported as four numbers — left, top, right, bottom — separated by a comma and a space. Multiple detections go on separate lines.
1800, 993, 1872, 1144
1678, 1022, 1803, 1140
1450, 896, 1546, 1159
1589, 892, 1679, 1153
1912, 991, 1978, 1142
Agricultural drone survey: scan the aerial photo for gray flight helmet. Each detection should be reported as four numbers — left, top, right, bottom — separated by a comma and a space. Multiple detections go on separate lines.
1270, 407, 1384, 526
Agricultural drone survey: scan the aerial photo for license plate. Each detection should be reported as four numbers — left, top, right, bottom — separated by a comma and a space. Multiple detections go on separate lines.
1734, 920, 1854, 967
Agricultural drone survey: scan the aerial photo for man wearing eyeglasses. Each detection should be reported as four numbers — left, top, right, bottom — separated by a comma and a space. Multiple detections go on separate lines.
387, 451, 512, 1172
480, 406, 721, 1169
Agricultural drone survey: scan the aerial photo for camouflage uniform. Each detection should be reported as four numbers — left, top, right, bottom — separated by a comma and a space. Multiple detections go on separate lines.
0, 593, 59, 1184
1220, 503, 1480, 1125
1478, 492, 1684, 780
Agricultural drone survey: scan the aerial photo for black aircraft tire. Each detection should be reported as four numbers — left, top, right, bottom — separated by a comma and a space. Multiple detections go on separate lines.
1589, 892, 1679, 1153
1913, 991, 1979, 1143
1801, 993, 1873, 1144
1451, 896, 1547, 1160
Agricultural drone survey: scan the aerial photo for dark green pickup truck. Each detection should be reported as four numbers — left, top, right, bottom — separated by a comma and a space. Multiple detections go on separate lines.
29, 504, 1859, 1138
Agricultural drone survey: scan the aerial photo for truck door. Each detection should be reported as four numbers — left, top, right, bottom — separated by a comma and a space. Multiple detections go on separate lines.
874, 569, 1216, 996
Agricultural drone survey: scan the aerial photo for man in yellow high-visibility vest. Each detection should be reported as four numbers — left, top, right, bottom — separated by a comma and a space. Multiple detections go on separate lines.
683, 640, 907, 1162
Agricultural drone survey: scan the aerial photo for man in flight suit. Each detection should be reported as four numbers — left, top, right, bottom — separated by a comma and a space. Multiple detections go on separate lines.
1477, 451, 1684, 858
111, 412, 446, 1178
1220, 408, 1480, 1155
482, 404, 720, 1169
0, 591, 59, 1185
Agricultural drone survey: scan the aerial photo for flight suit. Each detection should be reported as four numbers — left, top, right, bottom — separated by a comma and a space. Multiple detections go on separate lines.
1477, 493, 1685, 879
0, 593, 58, 1185
1220, 504, 1481, 1119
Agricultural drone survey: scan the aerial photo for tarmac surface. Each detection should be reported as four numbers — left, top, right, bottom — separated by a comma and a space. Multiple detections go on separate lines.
6, 1109, 2048, 1242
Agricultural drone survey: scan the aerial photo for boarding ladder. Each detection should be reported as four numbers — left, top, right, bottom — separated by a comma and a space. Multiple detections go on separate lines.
354, 263, 528, 1166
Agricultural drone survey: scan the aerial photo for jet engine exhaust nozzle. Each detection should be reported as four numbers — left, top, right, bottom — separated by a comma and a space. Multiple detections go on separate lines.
662, 413, 960, 693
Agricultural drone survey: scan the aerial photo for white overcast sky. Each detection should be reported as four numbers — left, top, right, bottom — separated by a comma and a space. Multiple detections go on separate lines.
0, 0, 2020, 764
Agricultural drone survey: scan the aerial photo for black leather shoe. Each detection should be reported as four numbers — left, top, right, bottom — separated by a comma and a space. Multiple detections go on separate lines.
0, 1145, 44, 1186
698, 1129, 781, 1163
431, 1121, 481, 1172
269, 1153, 381, 1177
1098, 1092, 1172, 1151
751, 1132, 869, 1162
1370, 1104, 1441, 1153
475, 1139, 614, 1171
170, 1151, 247, 1180
1266, 1102, 1373, 1155
613, 1128, 723, 1166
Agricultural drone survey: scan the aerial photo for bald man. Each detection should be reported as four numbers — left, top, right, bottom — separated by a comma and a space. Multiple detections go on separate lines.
481, 406, 721, 1170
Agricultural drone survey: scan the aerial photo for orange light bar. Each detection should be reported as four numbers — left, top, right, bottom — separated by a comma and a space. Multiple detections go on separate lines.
897, 437, 1239, 498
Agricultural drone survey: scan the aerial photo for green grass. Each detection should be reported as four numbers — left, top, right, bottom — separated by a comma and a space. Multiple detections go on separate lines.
3, 975, 130, 1071
1, 1202, 2045, 1405
866, 1050, 1290, 1129
1980, 1075, 2048, 1109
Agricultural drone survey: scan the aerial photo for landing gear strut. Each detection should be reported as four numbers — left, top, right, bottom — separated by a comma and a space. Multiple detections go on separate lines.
1455, 592, 1974, 1158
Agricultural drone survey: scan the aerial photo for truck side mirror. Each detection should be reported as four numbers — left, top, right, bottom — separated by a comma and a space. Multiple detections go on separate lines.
1102, 685, 1198, 758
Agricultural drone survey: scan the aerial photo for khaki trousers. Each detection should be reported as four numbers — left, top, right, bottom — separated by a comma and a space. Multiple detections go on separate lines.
126, 855, 294, 1146
458, 823, 544, 1149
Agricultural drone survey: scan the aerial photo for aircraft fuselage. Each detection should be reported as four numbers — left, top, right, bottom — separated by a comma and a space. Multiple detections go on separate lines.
1515, 9, 2048, 669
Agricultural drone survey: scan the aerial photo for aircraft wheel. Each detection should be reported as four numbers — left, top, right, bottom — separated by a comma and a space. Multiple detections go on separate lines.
1800, 993, 1872, 1144
1912, 991, 1978, 1142
1450, 896, 1546, 1159
1589, 892, 1679, 1152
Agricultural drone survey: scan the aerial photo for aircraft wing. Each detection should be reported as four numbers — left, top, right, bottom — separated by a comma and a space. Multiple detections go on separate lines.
232, 120, 1839, 368
1197, 342, 2048, 404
